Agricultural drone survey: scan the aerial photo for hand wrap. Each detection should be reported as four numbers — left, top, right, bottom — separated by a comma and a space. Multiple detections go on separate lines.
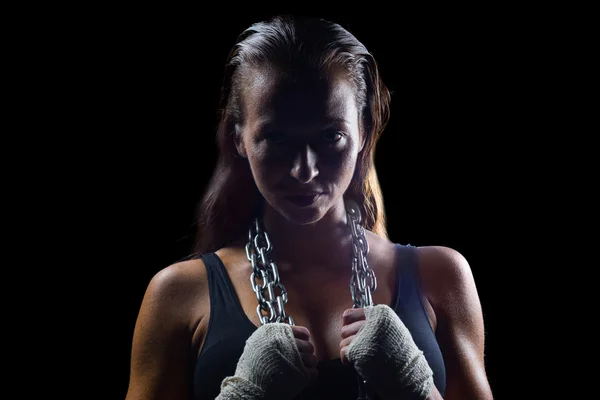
217, 323, 312, 399
346, 304, 434, 400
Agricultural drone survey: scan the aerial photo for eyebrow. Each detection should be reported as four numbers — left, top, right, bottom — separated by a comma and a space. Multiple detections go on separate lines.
255, 118, 351, 132
322, 118, 351, 128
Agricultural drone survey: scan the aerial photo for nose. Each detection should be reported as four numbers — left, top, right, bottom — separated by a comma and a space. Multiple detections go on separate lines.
290, 144, 319, 183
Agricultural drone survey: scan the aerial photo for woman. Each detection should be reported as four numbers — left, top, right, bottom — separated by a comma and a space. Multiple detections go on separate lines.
126, 15, 494, 400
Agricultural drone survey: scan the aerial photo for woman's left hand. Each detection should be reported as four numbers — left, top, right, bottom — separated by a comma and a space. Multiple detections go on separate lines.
339, 307, 367, 366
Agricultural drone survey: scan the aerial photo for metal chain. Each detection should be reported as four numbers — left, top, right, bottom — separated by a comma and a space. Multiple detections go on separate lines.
245, 198, 377, 399
245, 217, 295, 326
345, 199, 377, 400
347, 198, 377, 310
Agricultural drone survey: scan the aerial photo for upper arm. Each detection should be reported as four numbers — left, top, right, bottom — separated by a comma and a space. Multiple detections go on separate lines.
418, 246, 494, 400
126, 260, 207, 400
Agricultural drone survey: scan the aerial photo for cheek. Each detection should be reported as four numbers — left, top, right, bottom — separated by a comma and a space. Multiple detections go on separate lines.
319, 149, 358, 183
340, 152, 359, 179
246, 152, 281, 189
340, 147, 359, 167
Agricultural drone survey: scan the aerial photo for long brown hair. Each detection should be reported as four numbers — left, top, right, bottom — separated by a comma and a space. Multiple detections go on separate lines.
193, 15, 392, 256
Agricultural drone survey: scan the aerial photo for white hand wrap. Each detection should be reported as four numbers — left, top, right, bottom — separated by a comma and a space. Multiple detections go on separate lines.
216, 323, 312, 399
345, 304, 434, 400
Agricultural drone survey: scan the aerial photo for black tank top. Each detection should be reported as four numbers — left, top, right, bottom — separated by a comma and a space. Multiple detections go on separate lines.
193, 244, 446, 399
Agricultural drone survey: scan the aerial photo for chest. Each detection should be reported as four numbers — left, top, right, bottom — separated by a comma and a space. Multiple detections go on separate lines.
223, 254, 398, 362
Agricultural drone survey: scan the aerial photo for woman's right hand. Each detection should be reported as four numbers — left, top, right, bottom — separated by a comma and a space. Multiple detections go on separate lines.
218, 323, 317, 399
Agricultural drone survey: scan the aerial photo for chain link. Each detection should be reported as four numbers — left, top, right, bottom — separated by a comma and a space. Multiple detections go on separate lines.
245, 199, 376, 399
347, 199, 377, 309
246, 217, 295, 325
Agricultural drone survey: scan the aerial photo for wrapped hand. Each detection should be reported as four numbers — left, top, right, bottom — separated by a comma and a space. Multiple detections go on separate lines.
341, 305, 433, 400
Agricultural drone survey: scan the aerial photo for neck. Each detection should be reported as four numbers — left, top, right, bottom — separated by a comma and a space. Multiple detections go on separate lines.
260, 198, 354, 274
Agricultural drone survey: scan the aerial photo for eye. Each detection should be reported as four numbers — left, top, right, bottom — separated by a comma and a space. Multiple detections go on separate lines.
263, 132, 286, 145
322, 130, 344, 143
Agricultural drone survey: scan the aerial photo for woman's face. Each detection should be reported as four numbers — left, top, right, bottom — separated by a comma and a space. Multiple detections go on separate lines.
234, 66, 365, 225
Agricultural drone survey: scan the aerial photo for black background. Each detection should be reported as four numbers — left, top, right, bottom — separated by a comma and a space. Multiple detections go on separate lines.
75, 7, 533, 399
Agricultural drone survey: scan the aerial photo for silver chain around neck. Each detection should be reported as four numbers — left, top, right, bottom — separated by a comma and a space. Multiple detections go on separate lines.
244, 198, 377, 399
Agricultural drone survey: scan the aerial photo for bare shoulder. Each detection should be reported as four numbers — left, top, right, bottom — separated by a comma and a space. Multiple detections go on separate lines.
126, 258, 209, 400
415, 246, 494, 399
415, 245, 478, 310
132, 257, 210, 348
150, 258, 209, 296
144, 258, 209, 322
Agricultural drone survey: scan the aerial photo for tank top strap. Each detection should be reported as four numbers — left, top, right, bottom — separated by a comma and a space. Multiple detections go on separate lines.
392, 243, 446, 394
198, 252, 256, 354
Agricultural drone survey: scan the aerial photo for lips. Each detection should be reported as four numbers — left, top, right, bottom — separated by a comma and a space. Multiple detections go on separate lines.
284, 193, 323, 207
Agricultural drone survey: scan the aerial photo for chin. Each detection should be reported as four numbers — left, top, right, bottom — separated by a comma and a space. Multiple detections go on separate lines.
283, 210, 325, 226
267, 194, 329, 225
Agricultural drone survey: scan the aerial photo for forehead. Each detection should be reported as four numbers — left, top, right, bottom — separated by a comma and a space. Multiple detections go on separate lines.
239, 65, 358, 132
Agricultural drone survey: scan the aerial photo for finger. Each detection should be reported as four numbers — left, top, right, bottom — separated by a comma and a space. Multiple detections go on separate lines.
340, 320, 365, 339
339, 334, 355, 349
291, 325, 311, 340
295, 338, 315, 354
300, 352, 319, 369
342, 308, 366, 326
340, 345, 350, 366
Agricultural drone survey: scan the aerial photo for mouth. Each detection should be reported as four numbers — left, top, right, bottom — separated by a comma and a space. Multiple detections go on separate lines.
284, 193, 323, 207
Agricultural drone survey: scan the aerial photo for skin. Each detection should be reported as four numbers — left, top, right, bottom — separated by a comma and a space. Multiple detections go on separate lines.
126, 65, 494, 400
